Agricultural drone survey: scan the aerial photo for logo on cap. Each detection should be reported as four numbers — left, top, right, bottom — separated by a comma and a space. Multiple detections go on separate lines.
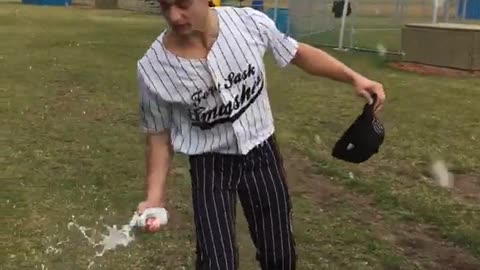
347, 143, 355, 150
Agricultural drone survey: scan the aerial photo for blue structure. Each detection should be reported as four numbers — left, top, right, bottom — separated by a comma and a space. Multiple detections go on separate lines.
22, 0, 72, 6
252, 0, 264, 12
458, 0, 480, 19
266, 8, 289, 34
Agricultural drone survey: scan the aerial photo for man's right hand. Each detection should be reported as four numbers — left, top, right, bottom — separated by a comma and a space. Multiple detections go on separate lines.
139, 132, 173, 233
137, 200, 164, 233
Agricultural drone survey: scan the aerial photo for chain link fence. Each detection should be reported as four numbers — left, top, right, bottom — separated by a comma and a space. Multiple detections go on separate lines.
65, 0, 480, 55
287, 0, 436, 54
346, 0, 435, 54
285, 0, 480, 55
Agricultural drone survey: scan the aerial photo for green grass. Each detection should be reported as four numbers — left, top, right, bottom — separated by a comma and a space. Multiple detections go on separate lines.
2, 3, 480, 270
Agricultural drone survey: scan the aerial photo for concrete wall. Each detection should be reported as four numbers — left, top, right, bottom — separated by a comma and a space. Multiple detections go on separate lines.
402, 23, 480, 71
474, 31, 480, 70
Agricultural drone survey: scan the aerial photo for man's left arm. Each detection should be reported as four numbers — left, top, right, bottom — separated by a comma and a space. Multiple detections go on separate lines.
252, 7, 385, 112
291, 42, 385, 112
291, 43, 359, 84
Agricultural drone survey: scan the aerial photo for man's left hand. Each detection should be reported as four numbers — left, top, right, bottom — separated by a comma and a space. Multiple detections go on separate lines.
352, 75, 385, 113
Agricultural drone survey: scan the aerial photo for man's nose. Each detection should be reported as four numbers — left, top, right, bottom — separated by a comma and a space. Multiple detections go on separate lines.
166, 6, 182, 23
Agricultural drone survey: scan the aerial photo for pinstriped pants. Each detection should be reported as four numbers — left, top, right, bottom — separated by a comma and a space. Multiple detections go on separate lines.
188, 135, 297, 270
190, 136, 297, 270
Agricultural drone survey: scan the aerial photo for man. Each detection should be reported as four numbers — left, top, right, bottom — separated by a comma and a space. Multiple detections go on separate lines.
135, 0, 385, 269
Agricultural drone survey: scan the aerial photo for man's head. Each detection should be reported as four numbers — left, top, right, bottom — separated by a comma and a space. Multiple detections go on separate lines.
158, 0, 211, 36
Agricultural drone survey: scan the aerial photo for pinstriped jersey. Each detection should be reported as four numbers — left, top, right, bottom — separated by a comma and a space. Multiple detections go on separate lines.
137, 6, 299, 155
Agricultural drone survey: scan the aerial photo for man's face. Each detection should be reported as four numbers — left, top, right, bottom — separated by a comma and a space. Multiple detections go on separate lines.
158, 0, 209, 35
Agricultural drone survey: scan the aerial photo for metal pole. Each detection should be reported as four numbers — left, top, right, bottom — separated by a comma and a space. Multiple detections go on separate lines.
309, 0, 313, 35
462, 0, 468, 21
400, 0, 405, 23
273, 0, 279, 24
433, 0, 439, 23
395, 0, 405, 22
337, 0, 350, 50
445, 0, 451, 22
349, 22, 354, 49
349, 0, 356, 49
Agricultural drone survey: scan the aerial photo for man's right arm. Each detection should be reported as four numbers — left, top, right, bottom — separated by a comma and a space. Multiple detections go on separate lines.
136, 67, 173, 216
144, 131, 173, 208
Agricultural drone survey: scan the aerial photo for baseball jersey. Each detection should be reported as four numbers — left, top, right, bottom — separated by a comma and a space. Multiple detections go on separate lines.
137, 6, 299, 155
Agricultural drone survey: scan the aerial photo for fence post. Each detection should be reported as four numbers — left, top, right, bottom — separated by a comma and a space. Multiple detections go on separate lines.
337, 0, 350, 50
461, 0, 468, 21
445, 0, 451, 22
433, 0, 439, 23
273, 0, 279, 24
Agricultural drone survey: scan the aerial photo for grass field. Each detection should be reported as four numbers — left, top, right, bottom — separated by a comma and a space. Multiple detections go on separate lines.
2, 3, 480, 270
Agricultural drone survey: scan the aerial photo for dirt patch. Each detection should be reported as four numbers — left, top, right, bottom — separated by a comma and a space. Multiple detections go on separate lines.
422, 169, 480, 204
453, 173, 480, 202
50, 86, 81, 113
283, 152, 480, 269
389, 62, 480, 78
283, 154, 344, 207
388, 224, 480, 270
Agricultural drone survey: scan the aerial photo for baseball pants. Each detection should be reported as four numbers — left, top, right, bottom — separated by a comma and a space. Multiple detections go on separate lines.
188, 135, 297, 270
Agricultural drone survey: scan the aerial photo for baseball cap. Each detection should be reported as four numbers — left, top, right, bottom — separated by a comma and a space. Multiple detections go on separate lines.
331, 94, 385, 163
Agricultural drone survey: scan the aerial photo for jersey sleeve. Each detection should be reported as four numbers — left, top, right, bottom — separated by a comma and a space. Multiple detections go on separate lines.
247, 7, 299, 68
137, 68, 172, 134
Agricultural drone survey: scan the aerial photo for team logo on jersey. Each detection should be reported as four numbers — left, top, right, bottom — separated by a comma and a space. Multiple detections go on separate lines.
188, 64, 264, 130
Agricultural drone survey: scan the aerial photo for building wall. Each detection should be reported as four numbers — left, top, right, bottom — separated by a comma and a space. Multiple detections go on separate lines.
118, 0, 160, 13
72, 0, 160, 13
72, 0, 93, 6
